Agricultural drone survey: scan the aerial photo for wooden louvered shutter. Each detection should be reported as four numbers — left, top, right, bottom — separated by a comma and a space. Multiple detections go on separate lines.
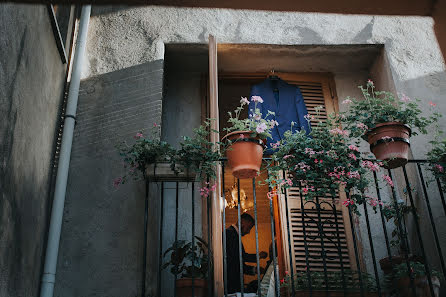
273, 73, 358, 276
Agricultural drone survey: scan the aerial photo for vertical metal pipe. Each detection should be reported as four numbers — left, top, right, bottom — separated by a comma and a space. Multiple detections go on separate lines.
416, 164, 446, 275
175, 181, 179, 297
252, 178, 262, 297
362, 202, 382, 296
299, 182, 312, 296
402, 166, 435, 297
268, 191, 280, 297
282, 173, 296, 297
158, 182, 165, 297
142, 180, 149, 297
222, 163, 228, 297
346, 199, 364, 297
192, 182, 195, 297
373, 171, 392, 259
387, 169, 417, 296
236, 180, 244, 297
330, 196, 346, 294
314, 196, 329, 294
39, 6, 91, 297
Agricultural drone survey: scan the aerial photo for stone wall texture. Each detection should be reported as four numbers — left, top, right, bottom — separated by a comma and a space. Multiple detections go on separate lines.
0, 4, 67, 297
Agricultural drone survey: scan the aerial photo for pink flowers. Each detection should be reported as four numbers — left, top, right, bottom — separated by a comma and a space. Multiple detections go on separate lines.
200, 182, 217, 198
271, 141, 281, 149
429, 101, 437, 107
270, 120, 279, 128
361, 160, 381, 172
280, 178, 293, 187
434, 164, 444, 173
400, 94, 411, 103
251, 96, 264, 103
343, 199, 355, 206
304, 114, 315, 121
348, 153, 357, 161
240, 96, 250, 105
382, 175, 394, 187
347, 171, 361, 179
256, 122, 268, 133
296, 162, 311, 172
305, 148, 316, 155
267, 190, 277, 200
356, 123, 368, 130
302, 186, 315, 194
254, 114, 262, 121
367, 79, 374, 86
368, 197, 383, 207
329, 128, 350, 137
283, 155, 293, 160
134, 132, 143, 139
342, 99, 353, 104
348, 145, 359, 152
113, 177, 122, 188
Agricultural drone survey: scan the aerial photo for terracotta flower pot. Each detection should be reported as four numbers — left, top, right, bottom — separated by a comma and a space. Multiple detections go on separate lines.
396, 276, 440, 297
379, 255, 424, 275
222, 131, 265, 179
176, 278, 207, 297
366, 122, 411, 169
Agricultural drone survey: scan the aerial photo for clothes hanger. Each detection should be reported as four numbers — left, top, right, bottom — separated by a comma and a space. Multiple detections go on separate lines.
267, 69, 279, 81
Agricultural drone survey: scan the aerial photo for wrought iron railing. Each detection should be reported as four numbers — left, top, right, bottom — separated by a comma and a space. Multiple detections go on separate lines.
151, 159, 446, 297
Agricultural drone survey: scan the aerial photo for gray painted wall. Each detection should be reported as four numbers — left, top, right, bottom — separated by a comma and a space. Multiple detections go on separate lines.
0, 4, 67, 297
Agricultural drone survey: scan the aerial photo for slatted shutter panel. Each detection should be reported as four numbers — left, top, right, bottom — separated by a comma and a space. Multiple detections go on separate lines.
273, 74, 354, 275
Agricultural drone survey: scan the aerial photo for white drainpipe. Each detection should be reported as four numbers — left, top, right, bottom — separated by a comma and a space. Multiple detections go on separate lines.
40, 5, 91, 297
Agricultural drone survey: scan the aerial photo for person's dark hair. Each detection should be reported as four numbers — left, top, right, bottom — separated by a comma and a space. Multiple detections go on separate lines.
241, 213, 255, 225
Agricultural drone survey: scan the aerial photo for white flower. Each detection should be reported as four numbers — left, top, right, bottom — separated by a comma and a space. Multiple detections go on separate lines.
251, 96, 264, 103
240, 96, 249, 105
256, 123, 267, 133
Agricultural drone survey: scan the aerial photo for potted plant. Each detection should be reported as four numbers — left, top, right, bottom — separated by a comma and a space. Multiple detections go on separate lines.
384, 261, 442, 297
162, 236, 210, 297
114, 123, 177, 186
341, 80, 441, 169
281, 270, 378, 296
427, 137, 446, 191
221, 96, 277, 179
266, 114, 382, 213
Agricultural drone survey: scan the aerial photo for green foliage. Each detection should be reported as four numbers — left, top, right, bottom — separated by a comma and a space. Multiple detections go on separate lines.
265, 114, 378, 214
281, 270, 377, 292
381, 199, 415, 250
427, 136, 446, 190
162, 236, 210, 279
223, 96, 277, 140
341, 80, 441, 140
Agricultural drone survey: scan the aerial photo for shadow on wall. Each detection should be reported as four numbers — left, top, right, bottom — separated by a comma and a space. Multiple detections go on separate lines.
54, 60, 165, 297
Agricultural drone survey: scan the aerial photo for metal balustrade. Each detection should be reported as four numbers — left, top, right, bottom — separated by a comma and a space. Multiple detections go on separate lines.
150, 159, 446, 297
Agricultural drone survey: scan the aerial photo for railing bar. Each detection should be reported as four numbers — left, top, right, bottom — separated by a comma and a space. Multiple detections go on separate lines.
346, 193, 364, 297
175, 181, 179, 297
207, 179, 212, 297
191, 181, 196, 297
362, 201, 382, 296
314, 195, 330, 295
417, 164, 446, 275
402, 166, 435, 297
222, 163, 228, 297
299, 181, 313, 296
252, 178, 262, 297
142, 180, 149, 297
268, 186, 281, 297
330, 195, 346, 295
436, 178, 446, 216
237, 180, 244, 297
387, 169, 417, 296
282, 172, 296, 297
157, 182, 164, 297
373, 171, 392, 259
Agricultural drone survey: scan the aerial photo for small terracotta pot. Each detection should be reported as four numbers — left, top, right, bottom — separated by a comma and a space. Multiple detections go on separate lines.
366, 122, 411, 169
222, 131, 265, 179
176, 278, 207, 297
396, 276, 440, 297
379, 255, 424, 275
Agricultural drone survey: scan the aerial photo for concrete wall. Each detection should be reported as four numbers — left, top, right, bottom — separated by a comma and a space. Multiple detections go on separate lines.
55, 5, 446, 297
0, 4, 67, 297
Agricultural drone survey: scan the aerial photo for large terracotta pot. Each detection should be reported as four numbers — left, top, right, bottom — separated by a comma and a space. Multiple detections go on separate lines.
379, 255, 424, 275
222, 131, 265, 179
176, 278, 207, 297
396, 276, 440, 297
366, 122, 411, 169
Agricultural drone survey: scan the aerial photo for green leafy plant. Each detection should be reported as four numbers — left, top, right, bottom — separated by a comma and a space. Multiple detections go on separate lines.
341, 80, 441, 140
265, 113, 387, 214
174, 120, 221, 182
381, 198, 415, 251
427, 137, 446, 190
223, 96, 277, 140
281, 270, 377, 292
162, 236, 210, 279
114, 124, 176, 187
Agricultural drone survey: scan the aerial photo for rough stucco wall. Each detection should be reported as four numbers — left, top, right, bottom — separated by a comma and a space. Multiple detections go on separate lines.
0, 4, 67, 297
